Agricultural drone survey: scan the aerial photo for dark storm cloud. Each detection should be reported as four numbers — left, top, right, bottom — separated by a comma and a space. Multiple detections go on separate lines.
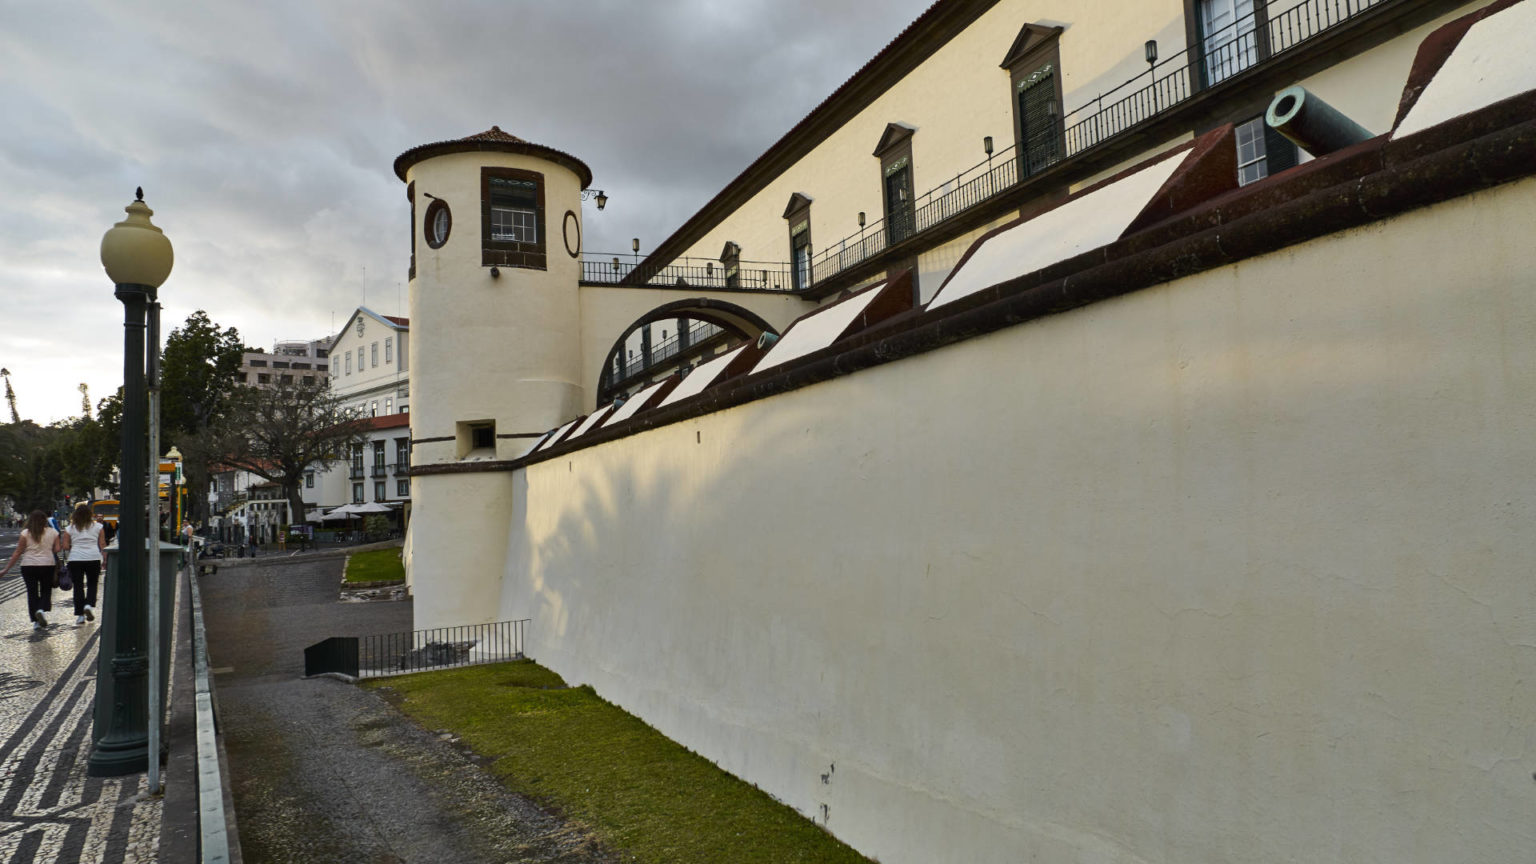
0, 0, 935, 422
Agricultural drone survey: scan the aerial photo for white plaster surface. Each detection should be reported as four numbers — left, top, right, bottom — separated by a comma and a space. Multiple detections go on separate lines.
928, 151, 1188, 309
1393, 0, 1536, 139
753, 286, 884, 374
603, 379, 668, 427
481, 177, 1536, 864
656, 346, 746, 408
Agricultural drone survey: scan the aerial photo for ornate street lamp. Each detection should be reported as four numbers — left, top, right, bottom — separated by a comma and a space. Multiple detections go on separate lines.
89, 188, 173, 777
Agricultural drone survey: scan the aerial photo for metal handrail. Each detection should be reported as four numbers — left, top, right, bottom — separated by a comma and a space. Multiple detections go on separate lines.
587, 0, 1392, 296
808, 0, 1390, 284
608, 319, 726, 384
582, 254, 796, 291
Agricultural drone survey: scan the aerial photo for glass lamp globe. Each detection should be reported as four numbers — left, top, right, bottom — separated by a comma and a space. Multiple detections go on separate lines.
101, 189, 174, 288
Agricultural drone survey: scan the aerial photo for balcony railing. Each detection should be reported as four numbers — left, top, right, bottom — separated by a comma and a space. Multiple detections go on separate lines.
603, 0, 1391, 300
349, 467, 365, 480
371, 465, 387, 478
606, 318, 728, 386
582, 255, 797, 292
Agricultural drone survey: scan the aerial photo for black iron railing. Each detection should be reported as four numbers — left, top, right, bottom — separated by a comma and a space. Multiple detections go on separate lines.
582, 254, 797, 292
304, 619, 530, 678
607, 0, 1393, 297
607, 318, 726, 384
371, 464, 387, 478
807, 0, 1390, 286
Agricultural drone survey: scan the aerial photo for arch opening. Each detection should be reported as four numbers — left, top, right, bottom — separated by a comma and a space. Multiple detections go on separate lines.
596, 298, 777, 408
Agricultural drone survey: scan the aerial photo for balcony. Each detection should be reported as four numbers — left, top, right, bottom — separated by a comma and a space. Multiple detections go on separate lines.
349, 467, 365, 480
371, 465, 388, 478
603, 0, 1402, 299
581, 255, 796, 292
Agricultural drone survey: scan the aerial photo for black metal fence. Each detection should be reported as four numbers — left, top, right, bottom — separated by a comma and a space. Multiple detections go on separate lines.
582, 254, 797, 292
303, 619, 529, 678
611, 0, 1391, 296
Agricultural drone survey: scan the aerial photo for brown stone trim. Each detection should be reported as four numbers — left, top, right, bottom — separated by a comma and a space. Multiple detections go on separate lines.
423, 198, 451, 249
800, 0, 1475, 301
395, 137, 592, 188
562, 210, 581, 258
409, 436, 454, 445
998, 23, 1063, 71
1392, 0, 1523, 130
872, 122, 916, 158
1006, 27, 1064, 167
520, 99, 1536, 468
496, 432, 547, 439
481, 166, 547, 271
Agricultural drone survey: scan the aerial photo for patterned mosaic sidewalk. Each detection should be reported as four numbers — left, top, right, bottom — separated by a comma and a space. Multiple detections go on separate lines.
0, 566, 163, 864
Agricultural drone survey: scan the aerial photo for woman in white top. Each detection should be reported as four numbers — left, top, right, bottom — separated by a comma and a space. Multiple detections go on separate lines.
2, 510, 60, 629
61, 502, 107, 625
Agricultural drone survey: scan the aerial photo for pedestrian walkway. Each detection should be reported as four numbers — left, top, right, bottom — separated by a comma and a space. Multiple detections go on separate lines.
0, 545, 162, 863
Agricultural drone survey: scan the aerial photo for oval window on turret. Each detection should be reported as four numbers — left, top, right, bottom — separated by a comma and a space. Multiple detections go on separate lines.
424, 199, 451, 249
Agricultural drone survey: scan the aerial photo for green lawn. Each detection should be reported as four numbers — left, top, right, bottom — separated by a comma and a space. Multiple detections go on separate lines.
365, 661, 870, 864
343, 548, 404, 583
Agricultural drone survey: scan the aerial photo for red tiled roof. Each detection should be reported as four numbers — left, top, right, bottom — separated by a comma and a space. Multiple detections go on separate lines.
393, 126, 593, 187
382, 315, 409, 327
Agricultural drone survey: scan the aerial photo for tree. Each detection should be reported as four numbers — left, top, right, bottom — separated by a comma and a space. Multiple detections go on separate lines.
211, 382, 367, 525
159, 311, 245, 523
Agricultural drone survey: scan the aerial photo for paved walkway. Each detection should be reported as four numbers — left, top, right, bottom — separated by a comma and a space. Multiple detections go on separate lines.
202, 554, 614, 863
0, 527, 162, 863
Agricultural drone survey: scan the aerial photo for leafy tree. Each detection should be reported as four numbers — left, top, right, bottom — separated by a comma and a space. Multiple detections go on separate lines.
159, 311, 244, 523
0, 421, 65, 514
160, 311, 244, 444
210, 381, 367, 525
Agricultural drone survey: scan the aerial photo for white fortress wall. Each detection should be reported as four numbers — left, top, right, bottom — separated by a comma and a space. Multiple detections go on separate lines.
498, 175, 1536, 864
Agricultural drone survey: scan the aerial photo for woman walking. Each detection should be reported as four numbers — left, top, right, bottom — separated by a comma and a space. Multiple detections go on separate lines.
2, 510, 61, 629
61, 502, 106, 625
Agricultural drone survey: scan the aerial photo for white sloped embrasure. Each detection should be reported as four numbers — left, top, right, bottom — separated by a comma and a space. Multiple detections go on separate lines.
530, 418, 578, 453
752, 286, 885, 374
1393, 1, 1536, 140
569, 407, 610, 439
926, 151, 1190, 310
657, 345, 748, 408
603, 378, 670, 427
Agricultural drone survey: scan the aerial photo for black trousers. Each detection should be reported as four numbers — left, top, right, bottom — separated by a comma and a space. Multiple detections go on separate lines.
20, 565, 53, 618
67, 560, 101, 615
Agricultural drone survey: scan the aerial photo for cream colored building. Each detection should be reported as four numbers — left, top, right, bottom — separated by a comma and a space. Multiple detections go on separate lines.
398, 0, 1535, 860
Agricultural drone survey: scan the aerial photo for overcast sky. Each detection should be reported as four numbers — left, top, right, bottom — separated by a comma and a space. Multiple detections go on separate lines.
0, 0, 935, 425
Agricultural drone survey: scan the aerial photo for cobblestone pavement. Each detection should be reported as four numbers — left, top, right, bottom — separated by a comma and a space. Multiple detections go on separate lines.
203, 555, 614, 863
0, 527, 162, 864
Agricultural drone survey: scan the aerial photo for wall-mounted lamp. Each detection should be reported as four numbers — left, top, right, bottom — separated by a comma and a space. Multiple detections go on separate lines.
983, 135, 994, 157
581, 189, 608, 210
422, 192, 439, 201
1145, 39, 1158, 66
489, 266, 500, 279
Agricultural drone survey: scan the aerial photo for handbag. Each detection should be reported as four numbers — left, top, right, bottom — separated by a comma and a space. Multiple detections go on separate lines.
56, 563, 72, 592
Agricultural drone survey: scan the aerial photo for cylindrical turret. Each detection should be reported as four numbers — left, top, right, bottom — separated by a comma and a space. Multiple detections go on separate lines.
394, 127, 593, 628
396, 126, 593, 465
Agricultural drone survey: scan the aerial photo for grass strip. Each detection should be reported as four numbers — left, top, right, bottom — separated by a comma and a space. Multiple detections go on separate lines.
343, 548, 404, 583
365, 661, 870, 863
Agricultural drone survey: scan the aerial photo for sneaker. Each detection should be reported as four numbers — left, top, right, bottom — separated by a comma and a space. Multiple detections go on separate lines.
32, 621, 41, 631
33, 610, 46, 627
83, 606, 94, 621
76, 615, 86, 625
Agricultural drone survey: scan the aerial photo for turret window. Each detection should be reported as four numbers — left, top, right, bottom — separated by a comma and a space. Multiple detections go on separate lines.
481, 168, 547, 270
